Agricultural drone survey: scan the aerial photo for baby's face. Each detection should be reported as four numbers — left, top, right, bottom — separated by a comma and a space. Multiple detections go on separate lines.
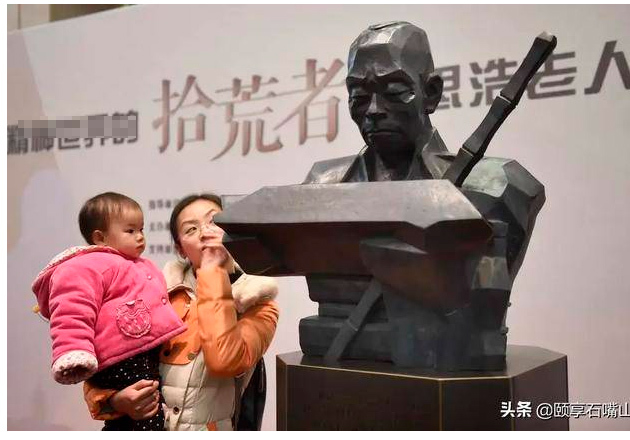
103, 207, 145, 259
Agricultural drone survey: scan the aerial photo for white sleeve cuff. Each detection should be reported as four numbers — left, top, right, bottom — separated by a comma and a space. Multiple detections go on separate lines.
52, 350, 98, 385
232, 274, 278, 314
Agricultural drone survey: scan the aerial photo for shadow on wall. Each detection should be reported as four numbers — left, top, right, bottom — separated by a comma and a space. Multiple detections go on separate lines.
8, 418, 72, 431
8, 382, 72, 431
7, 169, 89, 430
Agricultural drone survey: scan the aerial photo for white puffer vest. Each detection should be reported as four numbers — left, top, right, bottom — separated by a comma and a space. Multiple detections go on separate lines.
159, 260, 277, 431
160, 349, 235, 431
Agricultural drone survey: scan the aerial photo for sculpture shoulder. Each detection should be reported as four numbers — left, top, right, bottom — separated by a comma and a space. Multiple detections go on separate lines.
302, 155, 358, 184
460, 155, 546, 237
462, 156, 544, 201
459, 156, 546, 278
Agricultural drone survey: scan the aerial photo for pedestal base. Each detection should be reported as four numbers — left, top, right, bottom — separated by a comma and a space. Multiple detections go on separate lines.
277, 345, 568, 430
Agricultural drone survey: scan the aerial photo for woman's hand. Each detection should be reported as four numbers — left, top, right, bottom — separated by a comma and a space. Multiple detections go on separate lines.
199, 243, 230, 269
199, 223, 230, 269
108, 379, 160, 421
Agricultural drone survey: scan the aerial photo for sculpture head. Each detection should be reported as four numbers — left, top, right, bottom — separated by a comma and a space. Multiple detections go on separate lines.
346, 22, 443, 164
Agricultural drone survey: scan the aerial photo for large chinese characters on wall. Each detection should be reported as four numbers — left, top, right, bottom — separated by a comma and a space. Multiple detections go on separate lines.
153, 59, 345, 157
9, 39, 627, 169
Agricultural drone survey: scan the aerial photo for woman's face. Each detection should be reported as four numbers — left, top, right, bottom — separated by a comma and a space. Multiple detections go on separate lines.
175, 199, 223, 270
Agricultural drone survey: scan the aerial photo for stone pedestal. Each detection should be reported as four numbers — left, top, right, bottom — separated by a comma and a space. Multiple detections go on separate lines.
277, 345, 568, 430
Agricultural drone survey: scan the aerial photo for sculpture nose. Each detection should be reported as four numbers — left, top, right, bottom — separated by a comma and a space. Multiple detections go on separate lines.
366, 94, 386, 119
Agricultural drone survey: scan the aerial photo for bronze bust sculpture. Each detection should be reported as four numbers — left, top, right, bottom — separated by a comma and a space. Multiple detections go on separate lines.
216, 21, 554, 370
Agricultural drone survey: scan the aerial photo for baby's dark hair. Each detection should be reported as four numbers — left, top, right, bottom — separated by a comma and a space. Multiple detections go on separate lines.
169, 193, 222, 246
79, 192, 142, 245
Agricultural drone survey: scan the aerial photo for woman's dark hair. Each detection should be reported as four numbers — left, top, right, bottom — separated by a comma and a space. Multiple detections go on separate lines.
169, 193, 223, 246
79, 192, 142, 245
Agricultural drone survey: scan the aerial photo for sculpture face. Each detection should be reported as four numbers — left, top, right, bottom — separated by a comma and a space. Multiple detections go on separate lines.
347, 51, 423, 159
346, 23, 440, 163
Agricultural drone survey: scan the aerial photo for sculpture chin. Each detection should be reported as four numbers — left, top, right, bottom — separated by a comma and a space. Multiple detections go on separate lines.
365, 131, 414, 159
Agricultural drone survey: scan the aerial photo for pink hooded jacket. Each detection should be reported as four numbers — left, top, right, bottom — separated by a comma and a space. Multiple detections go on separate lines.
32, 246, 186, 384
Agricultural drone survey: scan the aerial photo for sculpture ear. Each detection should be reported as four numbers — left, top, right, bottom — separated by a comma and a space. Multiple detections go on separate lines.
423, 72, 443, 114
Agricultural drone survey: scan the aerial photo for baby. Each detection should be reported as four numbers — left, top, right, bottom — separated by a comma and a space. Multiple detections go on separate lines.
32, 192, 186, 430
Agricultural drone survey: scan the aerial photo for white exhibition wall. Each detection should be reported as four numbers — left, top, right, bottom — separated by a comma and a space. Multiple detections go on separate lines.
7, 4, 630, 430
